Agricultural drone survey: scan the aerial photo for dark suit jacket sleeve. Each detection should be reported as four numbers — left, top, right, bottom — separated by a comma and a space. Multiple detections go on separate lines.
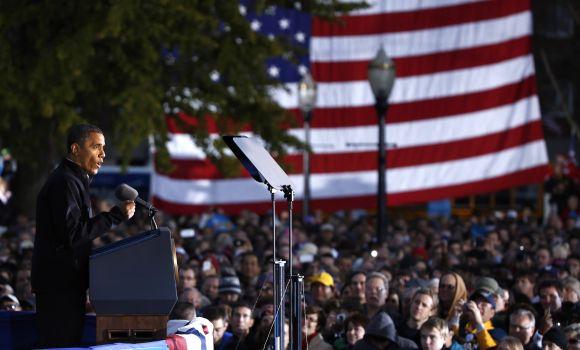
49, 176, 125, 256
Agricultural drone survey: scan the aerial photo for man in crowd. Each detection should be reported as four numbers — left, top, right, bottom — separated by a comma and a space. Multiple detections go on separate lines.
167, 301, 197, 335
218, 274, 242, 305
348, 271, 366, 305
537, 280, 565, 325
514, 271, 537, 304
509, 308, 541, 350
309, 271, 335, 306
179, 266, 197, 292
180, 287, 206, 309
365, 272, 390, 319
230, 301, 255, 343
204, 305, 235, 350
397, 288, 438, 345
166, 301, 214, 350
542, 327, 569, 350
201, 275, 220, 303
536, 247, 554, 274
239, 252, 261, 297
32, 124, 135, 347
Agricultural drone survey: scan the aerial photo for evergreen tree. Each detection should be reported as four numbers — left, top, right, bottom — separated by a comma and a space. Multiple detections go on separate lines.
0, 0, 365, 214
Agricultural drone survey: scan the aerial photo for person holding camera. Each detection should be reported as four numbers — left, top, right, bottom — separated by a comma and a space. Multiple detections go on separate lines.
461, 289, 507, 350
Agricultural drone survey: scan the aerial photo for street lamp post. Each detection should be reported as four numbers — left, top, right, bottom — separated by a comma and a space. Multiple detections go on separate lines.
298, 73, 317, 223
368, 48, 396, 243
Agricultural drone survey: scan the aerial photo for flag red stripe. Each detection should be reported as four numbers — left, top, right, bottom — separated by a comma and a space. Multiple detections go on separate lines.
159, 121, 543, 179
312, 0, 529, 37
165, 334, 188, 350
294, 76, 537, 127
152, 165, 548, 215
312, 37, 531, 81
166, 113, 253, 134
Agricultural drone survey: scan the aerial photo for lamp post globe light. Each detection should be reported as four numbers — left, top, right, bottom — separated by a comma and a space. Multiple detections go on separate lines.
298, 73, 317, 223
368, 48, 396, 243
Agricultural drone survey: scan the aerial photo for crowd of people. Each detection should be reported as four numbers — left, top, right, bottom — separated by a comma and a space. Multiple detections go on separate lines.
0, 151, 579, 350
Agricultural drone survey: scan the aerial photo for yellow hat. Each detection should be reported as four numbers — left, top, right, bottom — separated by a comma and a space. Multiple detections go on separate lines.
308, 272, 334, 287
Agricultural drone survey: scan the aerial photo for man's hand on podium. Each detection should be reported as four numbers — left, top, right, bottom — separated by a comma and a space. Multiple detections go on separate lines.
118, 200, 136, 220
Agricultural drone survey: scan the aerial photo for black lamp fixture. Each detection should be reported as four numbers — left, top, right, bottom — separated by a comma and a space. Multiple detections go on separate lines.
298, 73, 317, 223
368, 47, 396, 243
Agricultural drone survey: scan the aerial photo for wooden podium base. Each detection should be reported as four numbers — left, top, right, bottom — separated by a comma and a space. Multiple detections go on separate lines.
96, 315, 168, 344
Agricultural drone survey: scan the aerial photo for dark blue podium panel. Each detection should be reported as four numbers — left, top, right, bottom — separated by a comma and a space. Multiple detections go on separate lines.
0, 312, 96, 349
89, 228, 178, 315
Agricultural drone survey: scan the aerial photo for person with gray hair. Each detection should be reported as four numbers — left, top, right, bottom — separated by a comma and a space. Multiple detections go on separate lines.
509, 308, 541, 350
364, 272, 390, 319
562, 277, 580, 303
564, 323, 580, 350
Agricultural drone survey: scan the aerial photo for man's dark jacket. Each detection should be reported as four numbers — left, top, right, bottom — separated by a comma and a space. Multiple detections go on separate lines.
32, 159, 125, 293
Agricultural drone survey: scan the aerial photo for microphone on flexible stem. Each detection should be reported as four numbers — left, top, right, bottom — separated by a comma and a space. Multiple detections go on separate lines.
114, 183, 158, 212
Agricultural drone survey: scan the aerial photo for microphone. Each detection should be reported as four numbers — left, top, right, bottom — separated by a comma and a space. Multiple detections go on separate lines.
115, 183, 158, 212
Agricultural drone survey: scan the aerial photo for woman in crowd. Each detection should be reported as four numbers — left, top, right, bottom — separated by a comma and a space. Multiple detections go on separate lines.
438, 272, 468, 331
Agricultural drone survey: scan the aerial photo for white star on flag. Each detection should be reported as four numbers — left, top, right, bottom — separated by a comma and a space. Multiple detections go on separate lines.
295, 32, 305, 43
267, 66, 280, 78
250, 20, 261, 31
279, 18, 290, 30
209, 70, 220, 82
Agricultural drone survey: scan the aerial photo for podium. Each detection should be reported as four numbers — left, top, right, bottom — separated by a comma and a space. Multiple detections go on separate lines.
89, 228, 178, 343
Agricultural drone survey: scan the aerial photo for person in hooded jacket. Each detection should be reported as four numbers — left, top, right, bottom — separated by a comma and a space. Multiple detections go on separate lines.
438, 272, 468, 334
353, 311, 418, 350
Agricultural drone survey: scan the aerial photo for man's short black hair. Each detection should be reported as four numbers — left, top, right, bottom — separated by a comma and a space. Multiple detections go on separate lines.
538, 279, 562, 294
203, 305, 229, 322
232, 300, 254, 316
305, 305, 326, 332
169, 301, 196, 321
66, 124, 103, 153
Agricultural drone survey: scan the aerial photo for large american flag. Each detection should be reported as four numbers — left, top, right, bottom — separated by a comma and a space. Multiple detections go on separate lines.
151, 0, 549, 215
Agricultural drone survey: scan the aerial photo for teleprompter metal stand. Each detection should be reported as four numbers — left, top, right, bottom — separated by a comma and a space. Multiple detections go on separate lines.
223, 136, 304, 350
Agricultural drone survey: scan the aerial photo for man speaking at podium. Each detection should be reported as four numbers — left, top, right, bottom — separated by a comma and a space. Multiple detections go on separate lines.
32, 124, 136, 348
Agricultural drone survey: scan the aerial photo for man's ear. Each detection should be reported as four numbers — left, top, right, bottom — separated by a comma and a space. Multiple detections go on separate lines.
70, 143, 79, 156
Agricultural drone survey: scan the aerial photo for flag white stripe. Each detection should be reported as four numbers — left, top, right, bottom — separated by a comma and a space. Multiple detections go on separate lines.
272, 55, 535, 109
153, 140, 547, 204
342, 0, 486, 16
310, 11, 531, 62
167, 95, 540, 159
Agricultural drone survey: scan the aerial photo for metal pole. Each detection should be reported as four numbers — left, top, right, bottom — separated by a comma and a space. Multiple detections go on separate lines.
376, 102, 388, 243
290, 275, 304, 350
274, 260, 286, 350
303, 111, 312, 222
